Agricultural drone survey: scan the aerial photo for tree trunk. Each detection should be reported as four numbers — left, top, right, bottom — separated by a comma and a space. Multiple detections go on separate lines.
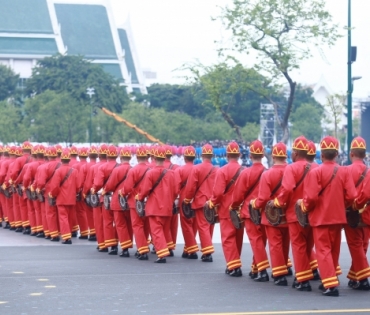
220, 108, 243, 141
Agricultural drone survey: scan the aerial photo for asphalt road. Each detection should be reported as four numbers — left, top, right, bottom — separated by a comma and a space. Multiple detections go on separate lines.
1, 226, 370, 315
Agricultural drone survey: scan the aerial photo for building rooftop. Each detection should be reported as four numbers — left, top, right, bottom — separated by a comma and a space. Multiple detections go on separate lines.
118, 28, 138, 84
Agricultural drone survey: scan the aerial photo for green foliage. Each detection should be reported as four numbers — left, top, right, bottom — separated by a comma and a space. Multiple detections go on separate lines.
25, 54, 129, 112
291, 103, 322, 142
241, 123, 260, 143
0, 100, 27, 143
217, 0, 341, 142
0, 65, 19, 102
24, 90, 90, 143
183, 62, 266, 140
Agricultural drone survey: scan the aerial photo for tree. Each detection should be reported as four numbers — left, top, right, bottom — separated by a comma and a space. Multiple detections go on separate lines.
217, 0, 341, 142
0, 65, 19, 102
324, 94, 346, 138
291, 103, 322, 142
24, 90, 89, 143
183, 62, 265, 140
0, 100, 27, 143
241, 123, 260, 143
25, 54, 129, 112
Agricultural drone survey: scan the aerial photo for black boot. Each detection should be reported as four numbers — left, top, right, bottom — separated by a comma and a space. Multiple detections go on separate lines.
138, 253, 149, 260
292, 277, 299, 288
135, 251, 140, 258
348, 280, 357, 288
15, 227, 23, 233
201, 254, 213, 262
119, 249, 129, 257
295, 281, 312, 291
61, 239, 72, 245
287, 267, 293, 276
154, 257, 166, 263
98, 248, 108, 253
151, 246, 156, 254
36, 232, 45, 238
23, 227, 31, 235
187, 253, 198, 259
181, 252, 189, 259
30, 232, 38, 237
4, 222, 10, 229
9, 226, 16, 231
312, 269, 321, 280
322, 287, 339, 296
88, 235, 96, 241
254, 270, 269, 282
71, 231, 77, 238
79, 235, 88, 240
50, 237, 60, 242
352, 279, 370, 291
168, 250, 174, 257
274, 276, 288, 286
227, 267, 242, 277
109, 246, 118, 255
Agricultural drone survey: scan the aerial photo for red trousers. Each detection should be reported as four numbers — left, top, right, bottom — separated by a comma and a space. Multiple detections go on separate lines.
245, 218, 269, 272
179, 208, 198, 254
40, 201, 49, 235
34, 200, 43, 233
148, 216, 172, 258
94, 206, 105, 249
75, 201, 89, 237
27, 199, 36, 233
312, 224, 341, 288
170, 213, 179, 249
7, 196, 15, 227
102, 206, 118, 248
344, 224, 370, 281
69, 205, 79, 233
220, 217, 244, 270
0, 194, 7, 222
265, 225, 290, 277
0, 194, 3, 222
19, 196, 29, 228
113, 210, 133, 249
194, 207, 214, 255
13, 194, 22, 228
83, 202, 95, 236
130, 208, 150, 254
45, 201, 59, 238
288, 222, 315, 282
58, 205, 73, 240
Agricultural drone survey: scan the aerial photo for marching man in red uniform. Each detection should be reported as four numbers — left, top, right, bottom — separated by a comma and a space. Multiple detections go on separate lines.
231, 140, 269, 281
301, 136, 357, 296
49, 149, 79, 244
91, 145, 119, 254
137, 146, 177, 263
251, 142, 290, 286
175, 146, 199, 258
120, 146, 151, 260
103, 147, 133, 257
274, 136, 319, 292
209, 141, 244, 276
344, 136, 370, 290
184, 144, 217, 262
0, 146, 15, 229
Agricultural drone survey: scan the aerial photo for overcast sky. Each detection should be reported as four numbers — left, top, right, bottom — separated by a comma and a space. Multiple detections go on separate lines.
109, 0, 369, 98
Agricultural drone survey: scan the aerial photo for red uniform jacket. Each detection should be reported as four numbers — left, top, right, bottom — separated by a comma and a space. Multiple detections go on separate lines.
104, 162, 131, 211
121, 162, 151, 210
82, 160, 105, 195
275, 159, 312, 223
349, 161, 370, 224
72, 160, 86, 190
0, 157, 14, 185
9, 154, 31, 183
92, 160, 118, 192
37, 160, 62, 196
255, 164, 287, 226
184, 160, 216, 209
23, 160, 44, 188
79, 160, 96, 192
139, 165, 177, 217
231, 162, 265, 219
49, 165, 78, 206
302, 161, 356, 226
175, 162, 194, 204
164, 159, 179, 170
210, 160, 243, 219
69, 157, 79, 167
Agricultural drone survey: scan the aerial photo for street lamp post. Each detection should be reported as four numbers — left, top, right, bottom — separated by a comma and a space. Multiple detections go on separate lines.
86, 87, 95, 146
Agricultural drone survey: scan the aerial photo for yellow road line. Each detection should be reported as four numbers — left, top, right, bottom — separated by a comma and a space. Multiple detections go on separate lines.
180, 310, 370, 315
